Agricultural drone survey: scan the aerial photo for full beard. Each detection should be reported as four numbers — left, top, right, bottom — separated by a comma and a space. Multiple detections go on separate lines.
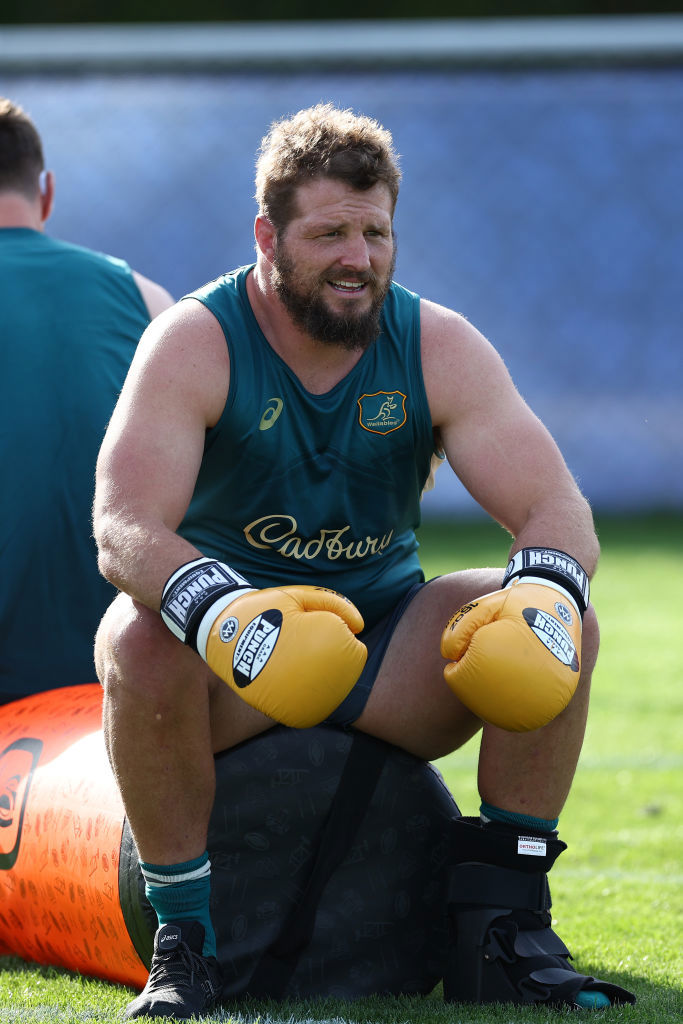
271, 244, 396, 352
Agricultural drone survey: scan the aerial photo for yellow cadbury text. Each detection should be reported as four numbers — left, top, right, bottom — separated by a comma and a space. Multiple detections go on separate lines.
244, 515, 393, 562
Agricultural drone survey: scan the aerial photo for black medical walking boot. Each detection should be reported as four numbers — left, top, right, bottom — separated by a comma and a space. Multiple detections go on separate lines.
443, 816, 636, 1009
123, 920, 223, 1020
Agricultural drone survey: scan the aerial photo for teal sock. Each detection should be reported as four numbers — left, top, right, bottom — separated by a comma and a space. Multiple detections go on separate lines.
480, 801, 559, 833
140, 852, 216, 958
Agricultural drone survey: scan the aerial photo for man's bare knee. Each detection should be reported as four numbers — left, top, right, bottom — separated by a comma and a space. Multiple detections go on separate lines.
95, 593, 204, 701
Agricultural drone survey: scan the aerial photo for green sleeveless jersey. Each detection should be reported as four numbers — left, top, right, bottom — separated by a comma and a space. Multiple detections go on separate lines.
180, 265, 435, 631
0, 228, 150, 698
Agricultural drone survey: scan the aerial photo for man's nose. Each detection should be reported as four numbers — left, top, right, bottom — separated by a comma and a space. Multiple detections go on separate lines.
338, 234, 371, 270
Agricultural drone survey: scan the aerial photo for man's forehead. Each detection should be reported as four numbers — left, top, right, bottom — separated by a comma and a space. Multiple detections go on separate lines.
291, 177, 393, 223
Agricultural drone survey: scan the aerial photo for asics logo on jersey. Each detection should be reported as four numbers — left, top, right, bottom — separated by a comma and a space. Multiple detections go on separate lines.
259, 398, 284, 431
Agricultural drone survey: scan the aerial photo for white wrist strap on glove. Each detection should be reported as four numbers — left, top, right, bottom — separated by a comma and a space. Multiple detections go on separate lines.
160, 557, 254, 651
503, 547, 590, 618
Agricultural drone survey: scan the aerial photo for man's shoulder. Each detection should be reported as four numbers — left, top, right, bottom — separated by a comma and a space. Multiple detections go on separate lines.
186, 264, 253, 304
382, 278, 421, 325
387, 278, 420, 302
0, 229, 116, 267
42, 232, 124, 267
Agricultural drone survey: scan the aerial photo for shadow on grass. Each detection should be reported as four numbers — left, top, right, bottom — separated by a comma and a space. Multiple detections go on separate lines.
228, 969, 676, 1024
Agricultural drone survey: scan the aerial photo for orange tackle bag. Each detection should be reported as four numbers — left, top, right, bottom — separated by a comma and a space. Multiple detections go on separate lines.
0, 684, 147, 986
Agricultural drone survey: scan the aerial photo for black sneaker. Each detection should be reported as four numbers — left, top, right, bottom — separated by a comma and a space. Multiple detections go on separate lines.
123, 921, 223, 1020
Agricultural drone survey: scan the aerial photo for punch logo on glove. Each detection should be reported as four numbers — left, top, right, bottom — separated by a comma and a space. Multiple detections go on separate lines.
161, 558, 252, 646
230, 609, 282, 688
523, 606, 579, 670
503, 547, 590, 616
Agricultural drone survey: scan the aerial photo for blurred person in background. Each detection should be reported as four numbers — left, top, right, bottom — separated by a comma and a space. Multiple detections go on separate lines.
0, 97, 174, 704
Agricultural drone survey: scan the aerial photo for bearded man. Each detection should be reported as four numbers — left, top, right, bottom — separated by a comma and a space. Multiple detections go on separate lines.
93, 103, 634, 1020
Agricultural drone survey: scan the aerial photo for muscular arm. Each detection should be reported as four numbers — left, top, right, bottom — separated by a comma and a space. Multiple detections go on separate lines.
93, 298, 230, 608
421, 299, 599, 576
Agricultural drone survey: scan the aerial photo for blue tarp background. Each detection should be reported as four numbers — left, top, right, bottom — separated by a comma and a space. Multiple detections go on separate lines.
3, 66, 681, 515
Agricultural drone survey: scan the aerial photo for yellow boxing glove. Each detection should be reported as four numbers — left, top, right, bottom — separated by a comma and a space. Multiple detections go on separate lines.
441, 548, 590, 732
161, 558, 367, 727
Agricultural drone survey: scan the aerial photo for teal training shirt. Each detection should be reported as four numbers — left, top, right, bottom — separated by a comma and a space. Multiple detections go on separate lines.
0, 228, 150, 698
180, 265, 435, 632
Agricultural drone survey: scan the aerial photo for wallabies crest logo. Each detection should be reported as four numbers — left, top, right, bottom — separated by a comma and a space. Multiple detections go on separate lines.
357, 391, 407, 434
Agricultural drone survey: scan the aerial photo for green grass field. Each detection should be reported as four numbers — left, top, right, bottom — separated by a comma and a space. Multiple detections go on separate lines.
1, 513, 681, 1023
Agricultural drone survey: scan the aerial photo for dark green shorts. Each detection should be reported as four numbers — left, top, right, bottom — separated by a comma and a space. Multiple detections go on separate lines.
324, 580, 426, 727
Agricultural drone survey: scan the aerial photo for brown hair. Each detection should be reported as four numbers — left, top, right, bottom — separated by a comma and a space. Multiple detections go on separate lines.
255, 103, 401, 233
0, 98, 44, 197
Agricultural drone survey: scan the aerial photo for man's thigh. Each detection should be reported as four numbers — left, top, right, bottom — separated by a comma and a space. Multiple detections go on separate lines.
354, 569, 502, 760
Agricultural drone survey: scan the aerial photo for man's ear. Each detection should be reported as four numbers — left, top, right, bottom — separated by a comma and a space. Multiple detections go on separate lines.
254, 214, 277, 262
39, 170, 55, 224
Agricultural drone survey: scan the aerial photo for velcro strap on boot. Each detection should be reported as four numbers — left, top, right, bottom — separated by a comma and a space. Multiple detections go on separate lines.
520, 967, 637, 1008
448, 863, 550, 913
451, 815, 566, 873
513, 927, 570, 959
